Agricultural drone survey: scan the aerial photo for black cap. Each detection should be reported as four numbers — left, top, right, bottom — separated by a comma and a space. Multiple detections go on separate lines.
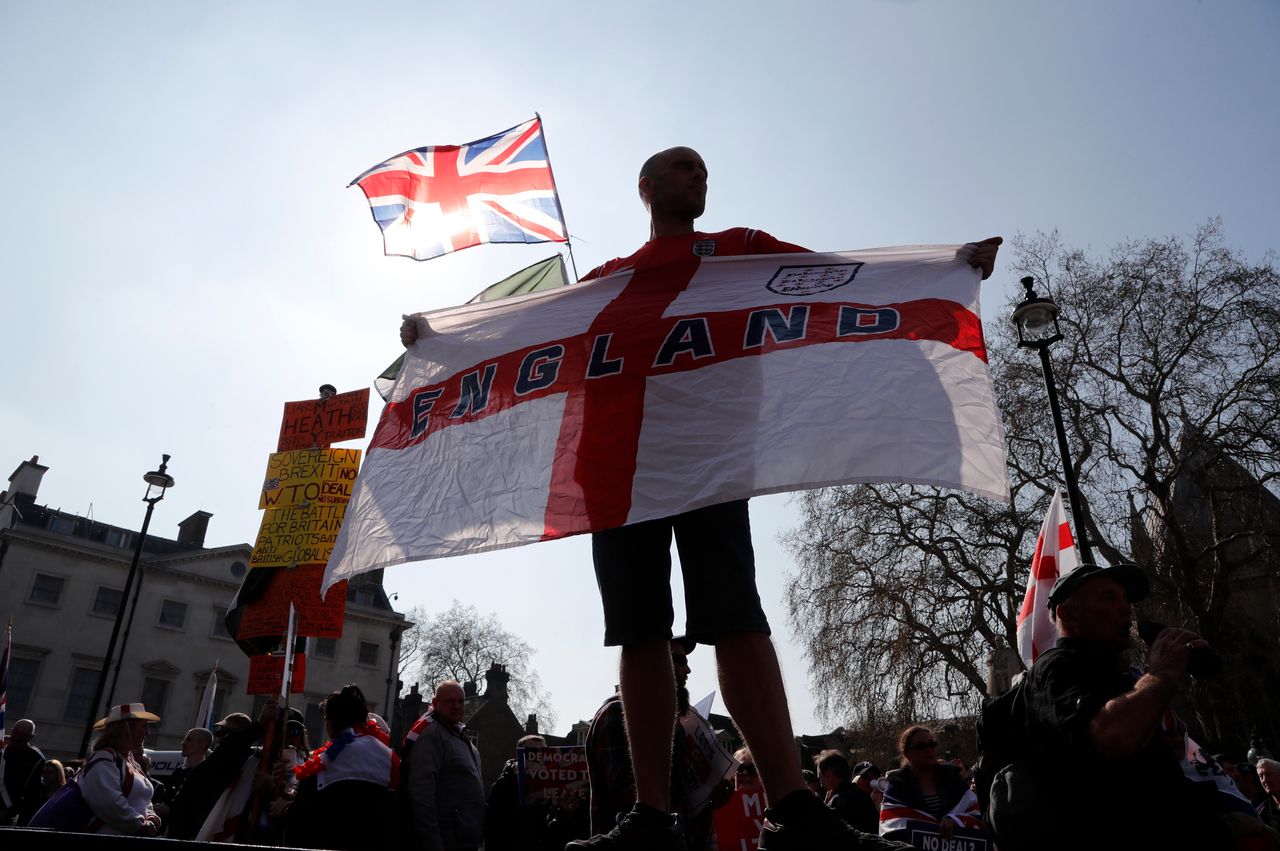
852, 761, 880, 778
319, 383, 337, 395
671, 635, 697, 654
1047, 563, 1150, 610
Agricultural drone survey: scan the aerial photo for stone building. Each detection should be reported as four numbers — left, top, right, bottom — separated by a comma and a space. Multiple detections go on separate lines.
0, 455, 408, 759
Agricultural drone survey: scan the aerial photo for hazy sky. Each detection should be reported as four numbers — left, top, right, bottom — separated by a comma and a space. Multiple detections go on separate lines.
3, 0, 1276, 735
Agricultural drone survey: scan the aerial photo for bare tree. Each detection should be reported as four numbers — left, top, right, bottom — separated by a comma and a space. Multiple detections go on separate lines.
786, 221, 1280, 745
399, 600, 557, 733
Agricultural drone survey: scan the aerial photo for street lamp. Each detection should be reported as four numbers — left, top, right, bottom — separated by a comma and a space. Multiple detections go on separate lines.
79, 455, 175, 756
1010, 277, 1095, 566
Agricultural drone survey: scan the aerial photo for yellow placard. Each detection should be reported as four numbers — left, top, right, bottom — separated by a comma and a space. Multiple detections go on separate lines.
258, 448, 362, 510
250, 502, 348, 568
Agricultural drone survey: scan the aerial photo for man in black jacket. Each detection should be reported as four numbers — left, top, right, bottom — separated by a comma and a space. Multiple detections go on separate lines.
166, 700, 276, 839
816, 750, 878, 835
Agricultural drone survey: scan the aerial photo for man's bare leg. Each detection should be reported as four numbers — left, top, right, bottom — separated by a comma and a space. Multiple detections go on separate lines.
620, 638, 677, 811
716, 630, 805, 804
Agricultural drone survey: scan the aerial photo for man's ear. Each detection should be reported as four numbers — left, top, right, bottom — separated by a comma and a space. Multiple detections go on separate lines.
638, 175, 653, 207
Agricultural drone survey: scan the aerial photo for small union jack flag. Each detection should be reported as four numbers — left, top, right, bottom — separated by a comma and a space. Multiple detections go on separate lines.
350, 117, 569, 261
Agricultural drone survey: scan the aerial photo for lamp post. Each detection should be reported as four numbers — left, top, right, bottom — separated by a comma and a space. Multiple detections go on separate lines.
1010, 277, 1095, 566
79, 455, 175, 756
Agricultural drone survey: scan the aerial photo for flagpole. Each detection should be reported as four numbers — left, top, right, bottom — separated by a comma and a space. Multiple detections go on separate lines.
535, 112, 581, 282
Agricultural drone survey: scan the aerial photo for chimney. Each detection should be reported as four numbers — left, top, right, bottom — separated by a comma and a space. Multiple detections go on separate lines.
7, 455, 48, 500
484, 663, 510, 704
525, 714, 539, 735
463, 681, 478, 698
177, 511, 213, 547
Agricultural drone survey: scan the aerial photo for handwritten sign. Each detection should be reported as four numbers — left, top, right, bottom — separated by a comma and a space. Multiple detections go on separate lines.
714, 789, 765, 851
278, 387, 370, 451
246, 653, 307, 695
235, 565, 347, 640
251, 503, 348, 568
517, 746, 589, 807
259, 448, 362, 509
680, 708, 736, 815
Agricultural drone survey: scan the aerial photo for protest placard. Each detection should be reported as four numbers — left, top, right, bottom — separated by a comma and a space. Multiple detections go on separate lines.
680, 704, 736, 815
517, 746, 589, 807
278, 387, 370, 451
902, 823, 989, 851
251, 502, 348, 568
259, 448, 362, 509
235, 565, 347, 639
246, 653, 307, 695
714, 788, 765, 850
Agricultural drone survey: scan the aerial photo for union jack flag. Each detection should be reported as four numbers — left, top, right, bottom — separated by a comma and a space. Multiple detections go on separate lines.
351, 117, 569, 261
880, 785, 985, 839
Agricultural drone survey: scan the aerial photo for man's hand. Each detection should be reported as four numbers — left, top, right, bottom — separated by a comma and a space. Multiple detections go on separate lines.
958, 236, 1003, 280
400, 316, 419, 348
1147, 627, 1207, 683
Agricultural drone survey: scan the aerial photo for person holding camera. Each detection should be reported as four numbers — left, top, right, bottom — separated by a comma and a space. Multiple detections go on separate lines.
1004, 563, 1261, 849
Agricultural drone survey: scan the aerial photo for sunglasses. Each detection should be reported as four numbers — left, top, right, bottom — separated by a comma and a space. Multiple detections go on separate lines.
737, 763, 758, 776
908, 739, 939, 752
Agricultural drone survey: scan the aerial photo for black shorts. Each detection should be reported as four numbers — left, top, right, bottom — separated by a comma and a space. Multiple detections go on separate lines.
591, 499, 771, 647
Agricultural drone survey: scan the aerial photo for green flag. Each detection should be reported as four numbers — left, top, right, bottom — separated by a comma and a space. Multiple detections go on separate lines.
375, 255, 569, 400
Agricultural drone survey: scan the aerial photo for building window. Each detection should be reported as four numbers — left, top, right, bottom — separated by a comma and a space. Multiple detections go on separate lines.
8, 657, 41, 718
211, 606, 232, 640
141, 677, 171, 719
312, 638, 337, 659
28, 573, 65, 606
63, 666, 100, 723
105, 529, 134, 549
158, 599, 188, 630
93, 586, 123, 617
357, 641, 380, 667
49, 515, 76, 534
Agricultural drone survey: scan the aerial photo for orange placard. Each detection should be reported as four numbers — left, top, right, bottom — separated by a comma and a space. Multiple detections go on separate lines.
278, 388, 370, 451
235, 565, 347, 640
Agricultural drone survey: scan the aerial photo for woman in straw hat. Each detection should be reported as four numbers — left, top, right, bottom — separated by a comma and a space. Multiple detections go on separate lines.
82, 702, 163, 835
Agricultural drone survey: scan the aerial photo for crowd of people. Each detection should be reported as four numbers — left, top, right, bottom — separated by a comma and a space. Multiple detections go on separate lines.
4, 147, 1278, 850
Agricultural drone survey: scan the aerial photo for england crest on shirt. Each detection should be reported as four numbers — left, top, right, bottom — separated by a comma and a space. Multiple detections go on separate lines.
691, 240, 717, 257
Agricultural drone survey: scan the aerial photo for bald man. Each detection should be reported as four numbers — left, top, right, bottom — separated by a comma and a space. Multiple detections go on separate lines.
564, 147, 957, 851
404, 681, 486, 851
1, 720, 45, 825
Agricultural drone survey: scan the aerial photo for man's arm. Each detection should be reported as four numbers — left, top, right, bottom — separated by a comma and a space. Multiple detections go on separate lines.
409, 727, 446, 851
1089, 627, 1202, 759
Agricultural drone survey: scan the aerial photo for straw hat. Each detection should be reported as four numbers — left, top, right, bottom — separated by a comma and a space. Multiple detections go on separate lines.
93, 702, 161, 730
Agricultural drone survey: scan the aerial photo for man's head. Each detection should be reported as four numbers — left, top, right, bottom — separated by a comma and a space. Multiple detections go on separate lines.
1258, 758, 1280, 798
10, 719, 35, 745
815, 749, 852, 793
182, 727, 213, 759
212, 711, 252, 747
433, 680, 467, 725
671, 636, 695, 715
517, 734, 547, 751
638, 147, 708, 225
1053, 575, 1138, 651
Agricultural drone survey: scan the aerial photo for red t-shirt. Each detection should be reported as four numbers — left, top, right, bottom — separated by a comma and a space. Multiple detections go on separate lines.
580, 227, 809, 281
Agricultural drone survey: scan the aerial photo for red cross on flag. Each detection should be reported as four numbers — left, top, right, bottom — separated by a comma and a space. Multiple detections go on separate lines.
323, 245, 1011, 592
1016, 487, 1078, 668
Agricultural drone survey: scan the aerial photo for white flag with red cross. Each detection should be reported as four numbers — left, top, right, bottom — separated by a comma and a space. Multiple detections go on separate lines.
323, 245, 1010, 592
1016, 487, 1078, 668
